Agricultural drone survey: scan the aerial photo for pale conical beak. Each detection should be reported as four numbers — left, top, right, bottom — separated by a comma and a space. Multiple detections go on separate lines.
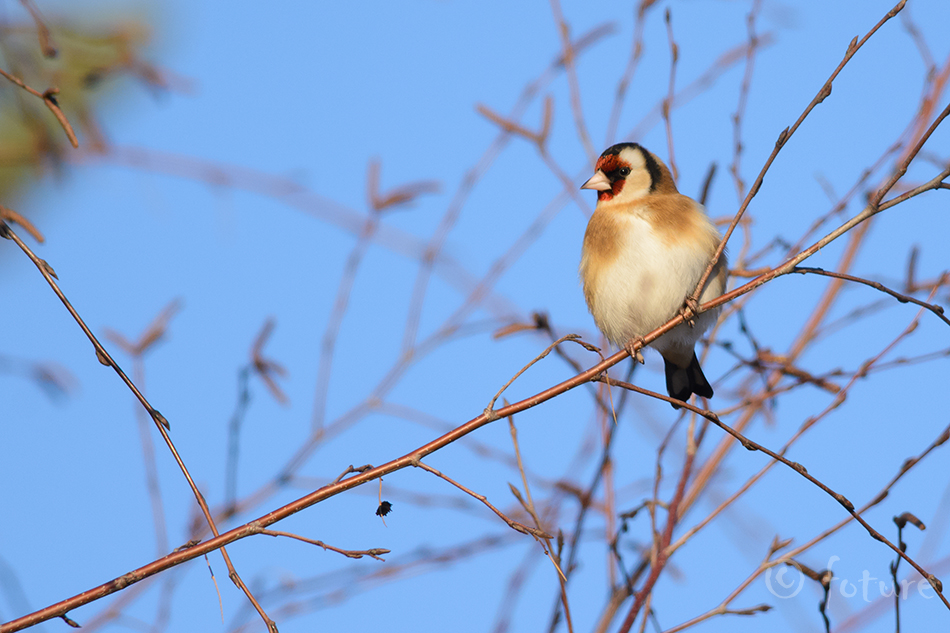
581, 170, 611, 191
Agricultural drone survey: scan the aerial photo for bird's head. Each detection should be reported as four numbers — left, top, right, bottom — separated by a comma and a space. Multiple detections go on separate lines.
581, 143, 677, 204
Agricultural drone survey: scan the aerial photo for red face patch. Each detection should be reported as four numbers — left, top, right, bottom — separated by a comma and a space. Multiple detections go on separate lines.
596, 154, 622, 172
594, 154, 627, 202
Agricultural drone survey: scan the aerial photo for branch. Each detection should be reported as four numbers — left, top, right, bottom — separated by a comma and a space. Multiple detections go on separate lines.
258, 529, 389, 561
412, 459, 552, 540
0, 67, 78, 147
549, 0, 597, 165
662, 8, 679, 181
791, 267, 950, 327
689, 0, 908, 309
0, 220, 278, 632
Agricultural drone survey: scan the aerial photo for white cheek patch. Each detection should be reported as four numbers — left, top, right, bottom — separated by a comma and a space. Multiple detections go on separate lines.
617, 148, 651, 201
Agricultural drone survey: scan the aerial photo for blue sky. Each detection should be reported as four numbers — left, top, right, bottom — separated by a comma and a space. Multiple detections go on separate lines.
2, 1, 950, 632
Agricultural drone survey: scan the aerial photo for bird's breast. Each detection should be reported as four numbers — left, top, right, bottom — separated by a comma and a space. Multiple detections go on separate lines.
581, 208, 718, 347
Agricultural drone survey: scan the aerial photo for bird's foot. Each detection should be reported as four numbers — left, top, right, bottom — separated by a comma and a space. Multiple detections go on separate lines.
624, 337, 646, 364
679, 297, 701, 328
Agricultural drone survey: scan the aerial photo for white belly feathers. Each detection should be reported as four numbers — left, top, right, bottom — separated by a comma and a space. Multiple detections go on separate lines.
585, 213, 720, 354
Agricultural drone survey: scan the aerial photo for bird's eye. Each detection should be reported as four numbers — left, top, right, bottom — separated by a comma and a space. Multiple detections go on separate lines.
618, 167, 631, 177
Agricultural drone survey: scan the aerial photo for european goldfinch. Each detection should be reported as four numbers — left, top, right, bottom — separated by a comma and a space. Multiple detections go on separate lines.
580, 143, 727, 406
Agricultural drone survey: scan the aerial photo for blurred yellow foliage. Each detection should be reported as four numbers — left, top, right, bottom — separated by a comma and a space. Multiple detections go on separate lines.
0, 15, 162, 202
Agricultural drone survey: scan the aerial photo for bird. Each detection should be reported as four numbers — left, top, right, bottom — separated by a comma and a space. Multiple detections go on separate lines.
579, 142, 727, 406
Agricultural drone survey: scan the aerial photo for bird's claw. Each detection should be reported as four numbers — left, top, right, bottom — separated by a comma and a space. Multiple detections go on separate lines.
680, 297, 701, 328
624, 338, 646, 364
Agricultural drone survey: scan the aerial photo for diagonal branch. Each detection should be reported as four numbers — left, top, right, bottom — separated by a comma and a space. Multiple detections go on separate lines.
0, 219, 278, 632
791, 267, 950, 327
0, 67, 78, 147
688, 0, 908, 309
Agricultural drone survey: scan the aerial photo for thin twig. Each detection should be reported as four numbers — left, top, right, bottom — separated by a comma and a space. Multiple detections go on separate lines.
664, 414, 948, 633
106, 301, 181, 560
251, 318, 289, 405
399, 22, 613, 354
18, 0, 57, 57
485, 334, 589, 417
413, 459, 551, 540
662, 8, 679, 181
689, 0, 908, 310
549, 0, 597, 165
604, 0, 658, 145
0, 220, 278, 632
259, 529, 389, 561
0, 67, 78, 147
601, 346, 948, 615
508, 417, 573, 632
728, 0, 762, 202
0, 205, 44, 243
791, 267, 949, 327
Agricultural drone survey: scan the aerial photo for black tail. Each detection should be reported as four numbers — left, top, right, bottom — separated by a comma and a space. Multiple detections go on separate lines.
664, 352, 713, 409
